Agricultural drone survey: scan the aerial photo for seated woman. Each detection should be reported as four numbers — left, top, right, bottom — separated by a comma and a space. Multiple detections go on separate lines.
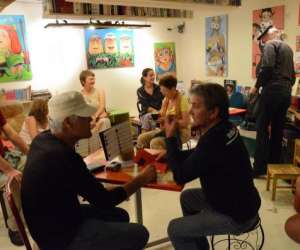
285, 176, 300, 243
226, 83, 246, 125
80, 70, 111, 133
137, 75, 190, 150
137, 68, 164, 132
19, 99, 49, 145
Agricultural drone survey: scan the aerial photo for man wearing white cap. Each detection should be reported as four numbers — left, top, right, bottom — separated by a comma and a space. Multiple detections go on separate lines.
21, 91, 156, 250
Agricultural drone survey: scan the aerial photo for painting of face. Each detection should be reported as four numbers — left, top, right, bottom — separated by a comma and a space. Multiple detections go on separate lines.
88, 35, 103, 55
0, 29, 10, 53
158, 48, 172, 65
205, 15, 228, 77
154, 42, 176, 81
0, 16, 32, 82
252, 6, 284, 78
211, 16, 221, 31
85, 28, 134, 69
261, 9, 273, 30
120, 35, 132, 54
105, 33, 118, 54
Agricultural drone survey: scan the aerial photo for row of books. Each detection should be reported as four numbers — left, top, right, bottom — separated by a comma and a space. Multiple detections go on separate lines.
0, 86, 31, 101
44, 0, 193, 18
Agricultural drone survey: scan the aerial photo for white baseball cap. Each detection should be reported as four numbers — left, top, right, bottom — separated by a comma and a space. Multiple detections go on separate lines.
48, 91, 97, 121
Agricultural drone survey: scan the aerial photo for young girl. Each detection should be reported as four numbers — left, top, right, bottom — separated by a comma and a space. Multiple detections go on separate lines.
19, 99, 49, 145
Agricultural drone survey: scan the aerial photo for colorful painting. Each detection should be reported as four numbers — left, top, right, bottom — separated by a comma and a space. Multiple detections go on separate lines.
154, 42, 176, 81
0, 15, 32, 83
252, 6, 284, 78
205, 15, 228, 77
295, 36, 300, 77
84, 28, 134, 69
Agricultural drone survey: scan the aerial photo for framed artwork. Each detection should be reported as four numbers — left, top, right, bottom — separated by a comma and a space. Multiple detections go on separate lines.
252, 6, 285, 78
299, 2, 300, 26
295, 36, 300, 77
0, 15, 32, 83
84, 28, 134, 69
154, 42, 176, 81
205, 15, 228, 77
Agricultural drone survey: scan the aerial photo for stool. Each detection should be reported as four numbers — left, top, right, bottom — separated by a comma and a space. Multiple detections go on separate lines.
266, 164, 300, 201
211, 218, 264, 250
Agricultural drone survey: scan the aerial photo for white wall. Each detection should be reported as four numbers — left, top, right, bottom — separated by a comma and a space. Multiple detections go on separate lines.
2, 1, 183, 115
2, 0, 300, 115
179, 0, 300, 91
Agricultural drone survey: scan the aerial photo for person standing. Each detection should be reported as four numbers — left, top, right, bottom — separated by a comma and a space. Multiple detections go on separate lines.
251, 26, 296, 178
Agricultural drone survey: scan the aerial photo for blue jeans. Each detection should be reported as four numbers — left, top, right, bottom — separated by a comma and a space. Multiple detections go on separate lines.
168, 189, 258, 250
65, 205, 149, 250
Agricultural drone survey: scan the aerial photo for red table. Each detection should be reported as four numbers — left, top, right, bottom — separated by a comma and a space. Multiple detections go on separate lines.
229, 107, 247, 116
84, 149, 183, 248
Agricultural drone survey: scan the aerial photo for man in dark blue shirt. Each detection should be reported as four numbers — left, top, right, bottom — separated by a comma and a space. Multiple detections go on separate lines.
164, 83, 261, 250
251, 26, 295, 177
21, 91, 156, 250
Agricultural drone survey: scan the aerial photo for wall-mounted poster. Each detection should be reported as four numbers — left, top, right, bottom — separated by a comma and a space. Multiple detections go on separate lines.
0, 15, 32, 83
85, 28, 134, 69
299, 3, 300, 26
205, 15, 228, 77
252, 6, 284, 78
154, 42, 176, 81
295, 36, 300, 77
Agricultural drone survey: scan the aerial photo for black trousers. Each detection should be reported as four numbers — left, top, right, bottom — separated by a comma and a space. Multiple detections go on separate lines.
253, 84, 291, 174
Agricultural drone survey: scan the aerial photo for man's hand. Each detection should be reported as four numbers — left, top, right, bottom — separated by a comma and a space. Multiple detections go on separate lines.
139, 165, 157, 184
5, 169, 22, 183
250, 87, 258, 95
164, 115, 178, 138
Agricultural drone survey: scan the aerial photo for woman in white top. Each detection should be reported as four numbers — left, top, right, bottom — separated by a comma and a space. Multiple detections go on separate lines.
79, 70, 111, 133
19, 99, 49, 145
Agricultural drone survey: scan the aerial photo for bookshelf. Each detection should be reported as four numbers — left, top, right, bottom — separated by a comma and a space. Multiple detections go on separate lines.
66, 0, 242, 9
43, 0, 194, 20
0, 0, 15, 12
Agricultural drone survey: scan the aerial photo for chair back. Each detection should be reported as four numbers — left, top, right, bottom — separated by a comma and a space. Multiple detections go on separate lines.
5, 176, 32, 250
137, 100, 144, 115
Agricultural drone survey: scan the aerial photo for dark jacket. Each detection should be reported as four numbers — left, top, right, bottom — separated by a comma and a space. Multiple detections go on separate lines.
137, 84, 163, 116
256, 40, 295, 89
21, 131, 127, 249
166, 121, 261, 223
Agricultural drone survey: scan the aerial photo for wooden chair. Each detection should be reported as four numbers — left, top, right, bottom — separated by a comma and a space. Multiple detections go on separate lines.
5, 177, 39, 250
266, 139, 300, 201
0, 188, 8, 228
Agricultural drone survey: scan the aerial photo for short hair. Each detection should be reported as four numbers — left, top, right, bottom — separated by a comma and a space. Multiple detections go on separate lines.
159, 75, 177, 89
189, 83, 229, 121
28, 99, 48, 125
79, 70, 95, 86
49, 115, 78, 134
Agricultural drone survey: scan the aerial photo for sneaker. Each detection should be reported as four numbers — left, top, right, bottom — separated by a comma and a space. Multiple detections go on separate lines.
8, 229, 24, 246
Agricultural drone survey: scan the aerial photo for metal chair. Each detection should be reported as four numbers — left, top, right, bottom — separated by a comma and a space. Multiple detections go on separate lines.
211, 217, 265, 250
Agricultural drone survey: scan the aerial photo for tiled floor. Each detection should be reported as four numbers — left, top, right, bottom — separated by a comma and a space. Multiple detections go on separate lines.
0, 177, 299, 249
